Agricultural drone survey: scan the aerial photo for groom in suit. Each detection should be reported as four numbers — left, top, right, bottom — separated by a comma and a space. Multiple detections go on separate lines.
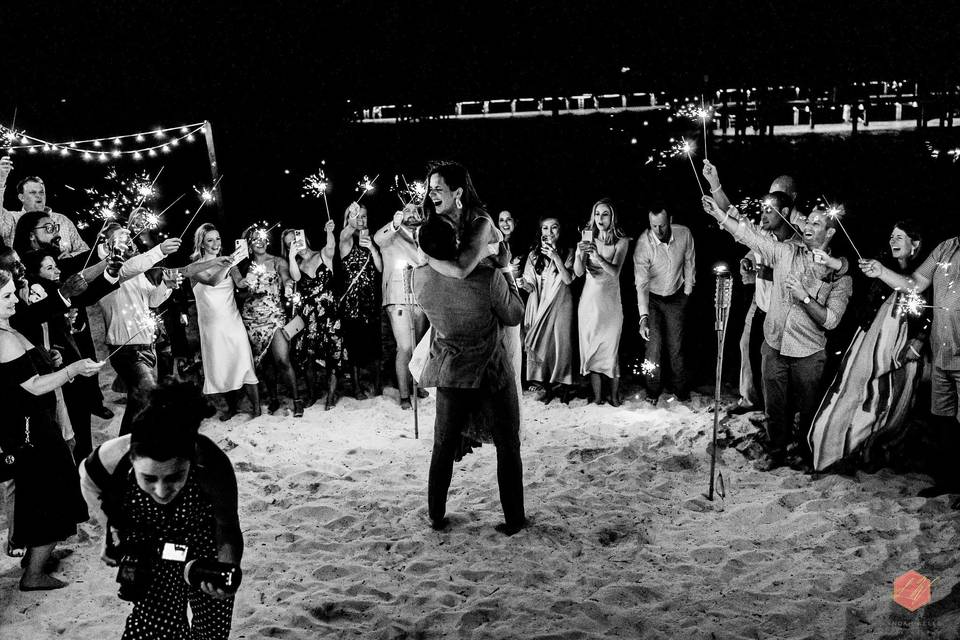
413, 215, 527, 535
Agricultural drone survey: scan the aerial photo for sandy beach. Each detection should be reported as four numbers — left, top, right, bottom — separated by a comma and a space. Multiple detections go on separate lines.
2, 372, 959, 639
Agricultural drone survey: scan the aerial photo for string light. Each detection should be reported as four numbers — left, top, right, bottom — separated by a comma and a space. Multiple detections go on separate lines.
0, 122, 206, 158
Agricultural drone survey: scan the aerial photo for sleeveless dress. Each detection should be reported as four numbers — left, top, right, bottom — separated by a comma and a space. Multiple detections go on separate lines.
578, 239, 626, 377
0, 345, 87, 547
117, 467, 234, 640
296, 263, 347, 373
339, 244, 379, 363
240, 264, 285, 364
193, 272, 258, 395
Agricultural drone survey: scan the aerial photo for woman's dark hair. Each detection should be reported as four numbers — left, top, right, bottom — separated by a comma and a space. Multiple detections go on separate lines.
884, 219, 926, 270
20, 249, 59, 281
530, 216, 569, 275
129, 379, 215, 462
426, 160, 485, 212
12, 210, 50, 255
0, 267, 12, 289
417, 214, 459, 262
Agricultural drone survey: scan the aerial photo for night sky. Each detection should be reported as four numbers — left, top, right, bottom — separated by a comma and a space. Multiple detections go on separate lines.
1, 1, 957, 224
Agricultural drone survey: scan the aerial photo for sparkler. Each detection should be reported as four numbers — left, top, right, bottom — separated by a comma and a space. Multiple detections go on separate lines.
682, 139, 705, 196
177, 176, 223, 241
392, 175, 428, 207
302, 168, 332, 220
355, 173, 379, 201
640, 359, 659, 376
103, 311, 165, 360
898, 289, 947, 315
818, 199, 862, 262
79, 208, 120, 271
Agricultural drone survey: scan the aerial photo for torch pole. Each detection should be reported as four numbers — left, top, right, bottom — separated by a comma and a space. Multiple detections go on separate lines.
708, 265, 733, 501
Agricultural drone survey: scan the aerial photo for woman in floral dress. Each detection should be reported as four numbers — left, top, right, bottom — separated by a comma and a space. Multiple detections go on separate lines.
239, 225, 301, 416
284, 220, 347, 410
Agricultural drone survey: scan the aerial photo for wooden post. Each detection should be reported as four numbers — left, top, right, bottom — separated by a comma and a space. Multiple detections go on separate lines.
202, 120, 226, 228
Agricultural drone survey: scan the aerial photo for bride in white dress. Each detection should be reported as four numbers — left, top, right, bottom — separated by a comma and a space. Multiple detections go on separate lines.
186, 223, 260, 419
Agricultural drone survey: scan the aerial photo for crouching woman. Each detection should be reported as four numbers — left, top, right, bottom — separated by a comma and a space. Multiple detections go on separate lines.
80, 380, 243, 640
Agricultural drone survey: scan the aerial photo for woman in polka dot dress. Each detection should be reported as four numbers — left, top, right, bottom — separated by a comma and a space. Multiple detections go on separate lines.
80, 382, 243, 640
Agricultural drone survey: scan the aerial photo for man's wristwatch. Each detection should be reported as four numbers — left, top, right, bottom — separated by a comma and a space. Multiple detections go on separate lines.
802, 295, 811, 305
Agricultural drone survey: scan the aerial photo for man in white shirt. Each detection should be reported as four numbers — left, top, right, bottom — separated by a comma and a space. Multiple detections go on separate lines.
633, 203, 696, 403
97, 223, 181, 435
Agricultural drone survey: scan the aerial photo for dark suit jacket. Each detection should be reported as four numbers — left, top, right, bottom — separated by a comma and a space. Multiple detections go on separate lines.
414, 264, 523, 389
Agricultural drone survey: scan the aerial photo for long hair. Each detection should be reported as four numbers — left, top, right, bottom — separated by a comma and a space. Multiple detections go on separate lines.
585, 198, 626, 244
191, 223, 219, 261
0, 267, 12, 290
530, 216, 569, 276
425, 161, 491, 248
426, 161, 486, 212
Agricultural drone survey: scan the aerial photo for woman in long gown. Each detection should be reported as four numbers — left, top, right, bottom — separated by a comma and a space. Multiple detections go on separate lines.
573, 198, 630, 406
284, 221, 347, 410
338, 203, 383, 399
239, 225, 301, 416
809, 220, 930, 471
520, 216, 575, 403
0, 267, 103, 590
187, 224, 260, 420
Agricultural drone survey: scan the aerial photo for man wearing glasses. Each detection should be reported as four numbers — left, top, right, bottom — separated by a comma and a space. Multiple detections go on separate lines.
0, 156, 88, 256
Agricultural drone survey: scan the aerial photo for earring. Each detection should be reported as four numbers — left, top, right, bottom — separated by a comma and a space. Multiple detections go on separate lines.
455, 197, 462, 210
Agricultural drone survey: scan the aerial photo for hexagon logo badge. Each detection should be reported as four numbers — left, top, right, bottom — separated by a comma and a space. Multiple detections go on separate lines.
893, 570, 932, 612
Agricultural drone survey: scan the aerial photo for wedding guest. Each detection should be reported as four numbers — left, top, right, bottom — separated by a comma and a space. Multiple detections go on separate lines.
811, 220, 929, 470
633, 203, 695, 403
0, 266, 103, 590
704, 196, 852, 470
521, 217, 575, 403
338, 202, 383, 399
574, 198, 629, 405
284, 222, 347, 410
239, 225, 301, 416
186, 224, 260, 419
374, 204, 429, 409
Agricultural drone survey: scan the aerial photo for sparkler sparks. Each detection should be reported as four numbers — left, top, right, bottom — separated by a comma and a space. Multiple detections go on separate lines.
392, 175, 428, 206
302, 169, 330, 198
640, 359, 659, 376
898, 288, 948, 315
302, 168, 332, 220
355, 173, 379, 200
818, 200, 863, 261
104, 311, 166, 360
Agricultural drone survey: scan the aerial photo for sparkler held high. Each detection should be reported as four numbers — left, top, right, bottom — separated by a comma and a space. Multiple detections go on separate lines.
177, 176, 223, 241
355, 173, 379, 201
682, 139, 706, 197
302, 168, 332, 220
819, 200, 863, 262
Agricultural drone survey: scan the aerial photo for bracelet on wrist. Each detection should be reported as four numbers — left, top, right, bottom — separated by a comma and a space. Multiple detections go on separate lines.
710, 184, 723, 194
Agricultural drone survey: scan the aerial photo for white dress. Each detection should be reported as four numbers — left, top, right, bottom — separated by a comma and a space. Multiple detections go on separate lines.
193, 273, 258, 394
